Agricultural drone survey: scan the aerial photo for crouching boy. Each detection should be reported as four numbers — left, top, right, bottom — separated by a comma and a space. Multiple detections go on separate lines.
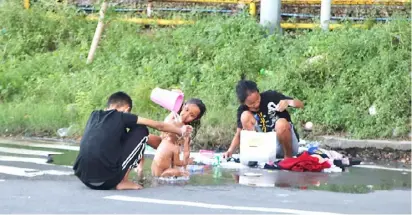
73, 91, 192, 190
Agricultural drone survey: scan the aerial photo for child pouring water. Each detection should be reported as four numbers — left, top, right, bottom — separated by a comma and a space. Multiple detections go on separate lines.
73, 91, 193, 190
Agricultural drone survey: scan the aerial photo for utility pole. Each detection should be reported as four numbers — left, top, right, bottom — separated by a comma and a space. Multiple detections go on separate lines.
320, 0, 332, 31
259, 0, 282, 34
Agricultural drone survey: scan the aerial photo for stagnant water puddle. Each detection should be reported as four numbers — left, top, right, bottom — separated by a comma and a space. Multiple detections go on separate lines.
0, 141, 409, 194
136, 158, 411, 194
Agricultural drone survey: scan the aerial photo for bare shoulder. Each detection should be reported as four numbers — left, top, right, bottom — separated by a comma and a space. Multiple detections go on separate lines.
164, 112, 178, 123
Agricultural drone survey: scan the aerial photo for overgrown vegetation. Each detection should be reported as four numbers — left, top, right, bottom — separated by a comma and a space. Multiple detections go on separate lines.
0, 1, 410, 149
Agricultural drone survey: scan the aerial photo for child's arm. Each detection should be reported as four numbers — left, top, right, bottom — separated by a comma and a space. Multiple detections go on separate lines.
137, 117, 192, 137
148, 134, 162, 149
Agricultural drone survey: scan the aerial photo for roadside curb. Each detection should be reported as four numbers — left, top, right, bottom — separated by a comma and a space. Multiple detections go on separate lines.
317, 136, 411, 151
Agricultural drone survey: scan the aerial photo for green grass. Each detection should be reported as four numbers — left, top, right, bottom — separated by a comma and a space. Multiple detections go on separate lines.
0, 1, 411, 150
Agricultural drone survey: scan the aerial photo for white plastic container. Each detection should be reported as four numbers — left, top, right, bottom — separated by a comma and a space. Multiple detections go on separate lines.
239, 130, 277, 166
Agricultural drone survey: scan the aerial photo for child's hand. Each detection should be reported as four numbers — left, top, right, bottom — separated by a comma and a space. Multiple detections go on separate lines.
187, 157, 194, 165
180, 125, 193, 137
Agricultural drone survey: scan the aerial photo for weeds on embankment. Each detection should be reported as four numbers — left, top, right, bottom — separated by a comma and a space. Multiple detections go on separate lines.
0, 1, 410, 149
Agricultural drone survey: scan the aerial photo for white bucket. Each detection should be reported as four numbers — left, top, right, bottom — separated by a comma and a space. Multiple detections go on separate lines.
239, 130, 277, 166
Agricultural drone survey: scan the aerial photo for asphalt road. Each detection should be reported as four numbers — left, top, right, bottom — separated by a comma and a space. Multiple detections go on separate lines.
0, 177, 410, 214
0, 143, 411, 214
0, 164, 411, 214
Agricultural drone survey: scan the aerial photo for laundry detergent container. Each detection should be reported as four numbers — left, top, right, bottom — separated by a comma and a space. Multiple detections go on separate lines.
239, 130, 277, 166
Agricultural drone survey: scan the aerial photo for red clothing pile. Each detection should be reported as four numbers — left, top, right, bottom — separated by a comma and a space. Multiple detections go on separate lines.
278, 151, 331, 172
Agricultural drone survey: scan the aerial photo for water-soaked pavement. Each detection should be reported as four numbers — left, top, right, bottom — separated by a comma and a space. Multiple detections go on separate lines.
3, 159, 410, 214
143, 163, 411, 194
0, 142, 411, 214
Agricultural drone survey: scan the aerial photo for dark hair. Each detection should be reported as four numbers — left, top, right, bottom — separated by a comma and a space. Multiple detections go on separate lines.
235, 80, 259, 103
107, 91, 133, 110
179, 98, 207, 141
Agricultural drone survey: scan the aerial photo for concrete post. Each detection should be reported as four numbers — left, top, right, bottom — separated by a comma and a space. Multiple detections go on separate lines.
259, 0, 282, 34
147, 1, 153, 17
320, 0, 332, 31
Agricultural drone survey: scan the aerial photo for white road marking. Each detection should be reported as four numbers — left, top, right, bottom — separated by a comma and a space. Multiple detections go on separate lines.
0, 179, 5, 182
0, 143, 244, 164
0, 155, 73, 169
0, 165, 73, 177
104, 195, 342, 215
0, 142, 80, 151
0, 147, 63, 156
0, 156, 48, 165
354, 165, 411, 172
0, 155, 72, 168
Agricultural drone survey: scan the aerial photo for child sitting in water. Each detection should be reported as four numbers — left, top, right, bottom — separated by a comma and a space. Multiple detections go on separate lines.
151, 119, 191, 177
151, 98, 207, 177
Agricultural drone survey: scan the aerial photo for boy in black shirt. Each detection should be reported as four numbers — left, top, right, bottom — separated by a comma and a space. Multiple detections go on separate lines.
73, 91, 192, 190
223, 80, 304, 159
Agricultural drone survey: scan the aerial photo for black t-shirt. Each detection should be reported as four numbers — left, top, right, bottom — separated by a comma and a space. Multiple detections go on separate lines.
73, 109, 138, 183
237, 90, 293, 132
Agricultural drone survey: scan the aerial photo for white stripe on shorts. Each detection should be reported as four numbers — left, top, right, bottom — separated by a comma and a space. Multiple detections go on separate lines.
122, 136, 148, 170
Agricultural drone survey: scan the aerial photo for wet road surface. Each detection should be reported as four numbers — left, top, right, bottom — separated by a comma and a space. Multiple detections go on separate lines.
0, 142, 411, 214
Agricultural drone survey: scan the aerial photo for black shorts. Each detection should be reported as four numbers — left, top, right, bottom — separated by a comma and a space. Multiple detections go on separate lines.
84, 125, 148, 190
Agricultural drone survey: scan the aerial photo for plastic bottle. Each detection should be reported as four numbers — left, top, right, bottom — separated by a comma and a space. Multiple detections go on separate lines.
212, 167, 222, 179
259, 69, 274, 76
212, 155, 221, 166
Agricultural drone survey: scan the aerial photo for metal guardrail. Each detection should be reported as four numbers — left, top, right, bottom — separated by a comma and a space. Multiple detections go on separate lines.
77, 7, 411, 22
84, 15, 368, 29
45, 12, 368, 28
153, 0, 411, 5
24, 0, 411, 29
23, 0, 30, 9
